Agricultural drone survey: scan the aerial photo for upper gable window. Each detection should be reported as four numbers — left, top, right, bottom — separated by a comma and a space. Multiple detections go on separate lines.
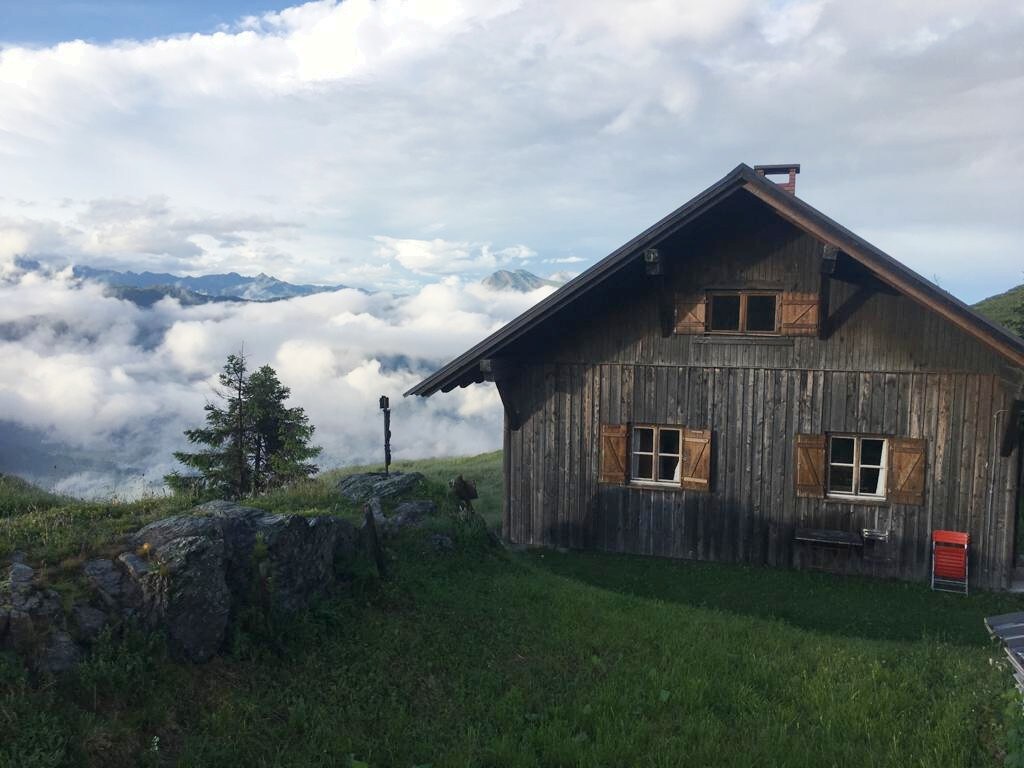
707, 291, 778, 334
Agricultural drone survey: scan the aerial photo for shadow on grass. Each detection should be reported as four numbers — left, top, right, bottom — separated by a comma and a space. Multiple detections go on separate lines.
525, 548, 1024, 647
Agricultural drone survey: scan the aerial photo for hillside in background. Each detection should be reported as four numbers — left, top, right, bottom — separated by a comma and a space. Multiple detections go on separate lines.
71, 265, 348, 301
972, 282, 1024, 336
481, 269, 562, 292
101, 284, 240, 308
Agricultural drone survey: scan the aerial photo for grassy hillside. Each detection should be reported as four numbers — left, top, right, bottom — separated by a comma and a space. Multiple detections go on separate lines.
0, 453, 503, 565
2, 454, 1024, 767
0, 473, 68, 518
973, 283, 1024, 336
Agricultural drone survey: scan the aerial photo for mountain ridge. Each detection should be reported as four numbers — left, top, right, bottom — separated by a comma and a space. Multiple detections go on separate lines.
481, 269, 562, 292
72, 265, 347, 301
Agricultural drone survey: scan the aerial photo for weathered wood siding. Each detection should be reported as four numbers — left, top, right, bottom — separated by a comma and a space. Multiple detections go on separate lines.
500, 194, 1021, 589
506, 365, 1019, 588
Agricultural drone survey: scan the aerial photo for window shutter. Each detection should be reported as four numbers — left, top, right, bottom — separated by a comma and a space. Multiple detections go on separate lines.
888, 437, 926, 505
779, 292, 819, 336
795, 433, 826, 498
599, 424, 629, 485
681, 428, 712, 492
674, 295, 706, 334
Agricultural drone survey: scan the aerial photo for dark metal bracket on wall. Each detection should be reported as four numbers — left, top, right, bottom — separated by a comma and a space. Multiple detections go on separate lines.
819, 244, 899, 340
642, 248, 675, 337
481, 358, 523, 431
1000, 399, 1023, 458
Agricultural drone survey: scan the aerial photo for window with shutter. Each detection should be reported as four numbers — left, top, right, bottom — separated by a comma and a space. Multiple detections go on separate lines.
795, 433, 826, 498
599, 424, 629, 485
779, 293, 819, 336
622, 424, 711, 491
888, 437, 926, 505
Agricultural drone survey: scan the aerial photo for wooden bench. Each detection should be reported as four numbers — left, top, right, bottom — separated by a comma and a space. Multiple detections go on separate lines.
794, 528, 864, 547
793, 528, 864, 572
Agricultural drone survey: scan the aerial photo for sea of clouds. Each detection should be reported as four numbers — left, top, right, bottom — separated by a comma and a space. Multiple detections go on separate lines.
0, 261, 552, 497
2, 0, 1022, 495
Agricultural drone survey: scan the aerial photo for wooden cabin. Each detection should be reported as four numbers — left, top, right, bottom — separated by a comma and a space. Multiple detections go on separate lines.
407, 163, 1024, 590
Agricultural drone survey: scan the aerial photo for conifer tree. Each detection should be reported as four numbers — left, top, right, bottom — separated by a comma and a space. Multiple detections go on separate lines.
165, 352, 321, 498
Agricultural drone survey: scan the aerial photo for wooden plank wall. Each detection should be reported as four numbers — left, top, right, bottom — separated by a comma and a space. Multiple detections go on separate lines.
506, 363, 1020, 590
543, 198, 1015, 378
499, 194, 1021, 589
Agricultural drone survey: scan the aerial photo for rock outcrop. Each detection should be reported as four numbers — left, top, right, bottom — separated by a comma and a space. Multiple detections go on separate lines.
1, 500, 361, 668
0, 561, 81, 673
336, 472, 425, 502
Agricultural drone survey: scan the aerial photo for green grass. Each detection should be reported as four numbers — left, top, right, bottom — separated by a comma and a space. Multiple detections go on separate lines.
974, 283, 1024, 336
0, 473, 67, 518
319, 450, 504, 525
0, 453, 503, 565
2, 454, 1023, 767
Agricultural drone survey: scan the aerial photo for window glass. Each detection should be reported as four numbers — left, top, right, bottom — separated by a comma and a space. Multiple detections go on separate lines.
830, 437, 855, 464
659, 429, 680, 455
860, 468, 883, 495
658, 456, 680, 482
709, 294, 741, 331
746, 294, 777, 332
635, 427, 654, 453
829, 464, 855, 493
635, 454, 654, 480
861, 439, 885, 466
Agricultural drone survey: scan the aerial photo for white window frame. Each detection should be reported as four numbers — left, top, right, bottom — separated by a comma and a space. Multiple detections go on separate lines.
630, 425, 682, 487
827, 434, 888, 500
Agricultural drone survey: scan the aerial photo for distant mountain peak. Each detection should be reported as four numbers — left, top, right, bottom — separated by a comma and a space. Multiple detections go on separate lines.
481, 269, 562, 292
68, 265, 347, 303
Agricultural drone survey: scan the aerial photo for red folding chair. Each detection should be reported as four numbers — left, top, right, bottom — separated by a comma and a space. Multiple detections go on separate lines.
932, 530, 969, 595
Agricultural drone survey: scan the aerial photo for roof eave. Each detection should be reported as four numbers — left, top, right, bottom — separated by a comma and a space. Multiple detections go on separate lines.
406, 163, 1024, 397
404, 164, 754, 396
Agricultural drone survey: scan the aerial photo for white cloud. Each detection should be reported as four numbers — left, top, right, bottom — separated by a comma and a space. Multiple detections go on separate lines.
0, 0, 1018, 299
1, 0, 1024, 492
374, 236, 535, 276
761, 1, 826, 46
0, 268, 547, 496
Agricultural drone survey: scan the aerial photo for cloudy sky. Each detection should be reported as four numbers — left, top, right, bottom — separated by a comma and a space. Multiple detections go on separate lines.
1, 0, 1022, 495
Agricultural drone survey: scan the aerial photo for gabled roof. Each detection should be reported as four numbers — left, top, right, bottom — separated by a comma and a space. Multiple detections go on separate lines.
406, 163, 1024, 397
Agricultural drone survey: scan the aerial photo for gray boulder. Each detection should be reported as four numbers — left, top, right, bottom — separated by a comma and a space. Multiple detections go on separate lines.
253, 513, 357, 613
133, 534, 231, 662
119, 501, 357, 657
3, 499, 364, 670
429, 533, 455, 552
8, 562, 34, 586
6, 610, 34, 653
390, 500, 437, 528
38, 630, 82, 674
366, 500, 438, 537
71, 604, 108, 644
134, 503, 261, 609
337, 472, 425, 502
83, 558, 143, 614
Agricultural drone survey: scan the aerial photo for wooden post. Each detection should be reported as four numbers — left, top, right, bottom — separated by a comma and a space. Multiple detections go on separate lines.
379, 395, 391, 476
